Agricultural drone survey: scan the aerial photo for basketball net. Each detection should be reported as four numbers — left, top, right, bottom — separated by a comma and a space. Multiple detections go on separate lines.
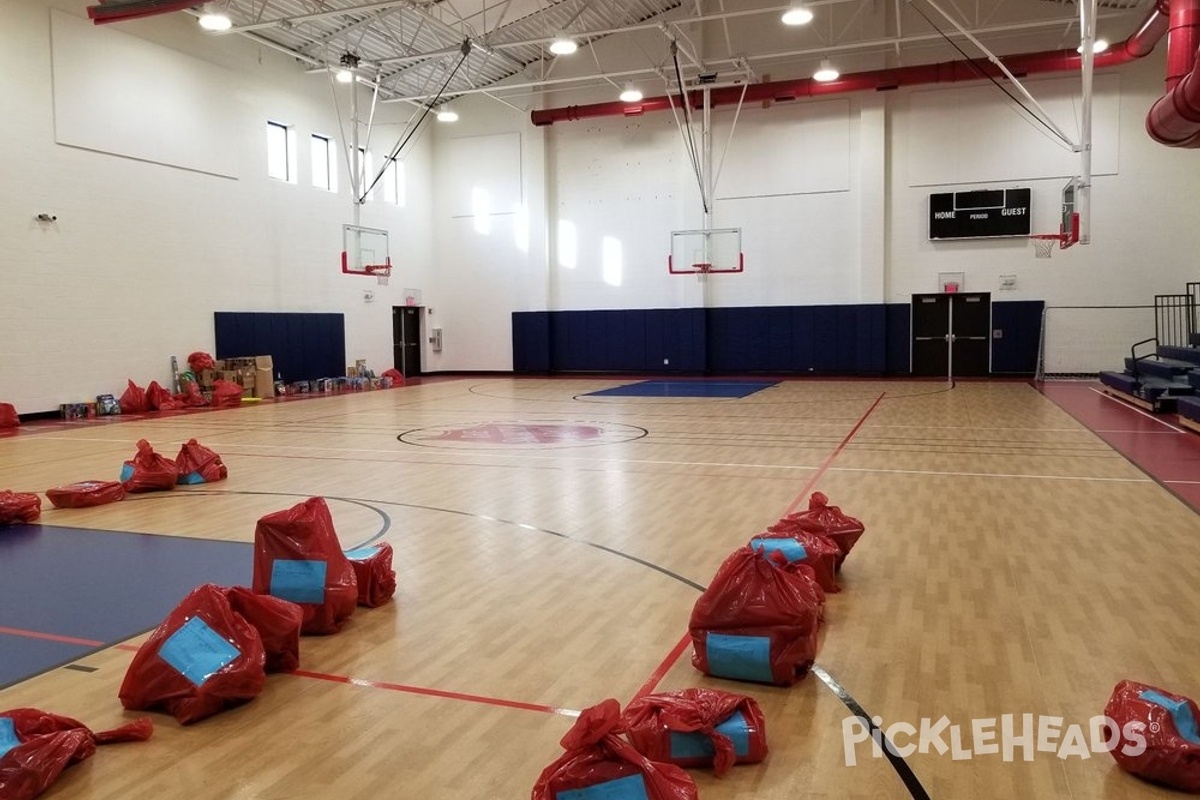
1030, 235, 1060, 259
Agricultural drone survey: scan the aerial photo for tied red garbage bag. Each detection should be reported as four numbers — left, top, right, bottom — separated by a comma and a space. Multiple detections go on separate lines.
0, 403, 18, 428
45, 481, 125, 509
187, 352, 216, 373
145, 381, 181, 412
118, 380, 148, 415
224, 587, 302, 673
0, 709, 152, 800
252, 497, 357, 635
1104, 679, 1200, 792
175, 381, 208, 408
119, 440, 177, 493
622, 689, 767, 777
532, 699, 698, 800
752, 526, 842, 593
380, 368, 404, 386
781, 492, 865, 567
689, 546, 823, 686
118, 583, 266, 724
344, 543, 397, 608
175, 439, 228, 485
211, 380, 244, 410
0, 492, 41, 525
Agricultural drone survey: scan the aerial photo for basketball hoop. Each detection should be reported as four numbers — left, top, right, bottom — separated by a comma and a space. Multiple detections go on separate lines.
366, 264, 391, 285
694, 262, 713, 273
1030, 234, 1062, 259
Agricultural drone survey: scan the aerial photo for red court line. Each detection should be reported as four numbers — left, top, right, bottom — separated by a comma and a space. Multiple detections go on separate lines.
291, 669, 578, 717
783, 391, 886, 516
0, 625, 104, 648
629, 391, 887, 702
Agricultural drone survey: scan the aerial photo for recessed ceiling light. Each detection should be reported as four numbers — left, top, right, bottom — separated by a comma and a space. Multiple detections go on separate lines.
549, 35, 578, 55
198, 4, 232, 31
436, 107, 459, 123
619, 83, 643, 103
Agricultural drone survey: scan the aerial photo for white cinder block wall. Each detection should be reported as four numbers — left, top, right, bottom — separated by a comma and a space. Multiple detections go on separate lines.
4, 2, 1200, 412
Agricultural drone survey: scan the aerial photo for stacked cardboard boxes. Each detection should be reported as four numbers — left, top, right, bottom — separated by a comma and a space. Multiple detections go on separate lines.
199, 355, 275, 399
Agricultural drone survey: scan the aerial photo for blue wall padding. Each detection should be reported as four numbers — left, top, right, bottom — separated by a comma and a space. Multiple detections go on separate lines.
514, 301, 1043, 376
0, 718, 18, 758
269, 559, 328, 604
158, 616, 241, 687
991, 301, 1045, 373
705, 632, 773, 683
214, 311, 345, 383
555, 774, 650, 800
668, 710, 751, 759
749, 537, 807, 562
1140, 689, 1200, 745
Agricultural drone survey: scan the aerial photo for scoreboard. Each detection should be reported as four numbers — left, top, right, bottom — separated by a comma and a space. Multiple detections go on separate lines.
929, 188, 1031, 240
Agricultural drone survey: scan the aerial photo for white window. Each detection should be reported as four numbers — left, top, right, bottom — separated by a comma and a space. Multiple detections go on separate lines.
357, 147, 374, 200
311, 134, 336, 191
266, 120, 295, 182
382, 157, 405, 207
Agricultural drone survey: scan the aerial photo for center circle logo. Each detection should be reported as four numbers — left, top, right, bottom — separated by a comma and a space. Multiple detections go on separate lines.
398, 421, 646, 449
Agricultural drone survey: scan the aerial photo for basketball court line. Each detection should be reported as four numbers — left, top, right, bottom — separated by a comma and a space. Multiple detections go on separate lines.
1087, 386, 1187, 432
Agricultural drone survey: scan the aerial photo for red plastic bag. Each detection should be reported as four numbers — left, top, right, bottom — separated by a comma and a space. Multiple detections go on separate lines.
1104, 679, 1200, 792
45, 481, 125, 509
344, 543, 397, 608
119, 440, 177, 493
0, 403, 18, 428
118, 583, 266, 724
689, 546, 823, 686
252, 497, 357, 635
175, 439, 228, 485
0, 709, 152, 800
622, 689, 767, 776
145, 381, 176, 411
782, 492, 865, 567
187, 352, 216, 373
175, 381, 208, 408
380, 368, 404, 386
0, 492, 41, 525
211, 380, 244, 410
753, 525, 842, 593
532, 699, 698, 800
224, 587, 302, 673
118, 380, 148, 415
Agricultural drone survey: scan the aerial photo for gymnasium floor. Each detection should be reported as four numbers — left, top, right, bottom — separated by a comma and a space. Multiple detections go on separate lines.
2, 377, 1199, 799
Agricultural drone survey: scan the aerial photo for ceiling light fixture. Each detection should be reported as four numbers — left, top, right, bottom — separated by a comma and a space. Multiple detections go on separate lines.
197, 3, 232, 31
619, 83, 643, 103
335, 69, 354, 84
436, 107, 459, 123
781, 5, 814, 25
813, 59, 840, 82
1077, 38, 1109, 54
549, 34, 578, 55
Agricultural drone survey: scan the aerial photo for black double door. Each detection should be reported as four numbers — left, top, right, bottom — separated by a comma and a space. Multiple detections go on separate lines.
392, 306, 422, 378
911, 292, 991, 377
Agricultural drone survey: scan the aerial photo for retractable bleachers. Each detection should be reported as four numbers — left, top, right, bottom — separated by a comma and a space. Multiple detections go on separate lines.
1100, 285, 1200, 415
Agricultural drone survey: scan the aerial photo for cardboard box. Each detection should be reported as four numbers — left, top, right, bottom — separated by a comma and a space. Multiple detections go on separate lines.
255, 355, 273, 370
197, 369, 216, 389
253, 368, 275, 399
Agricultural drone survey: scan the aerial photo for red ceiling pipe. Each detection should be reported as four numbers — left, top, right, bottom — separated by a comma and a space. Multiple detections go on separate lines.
87, 0, 200, 25
532, 8, 1168, 127
1146, 0, 1200, 146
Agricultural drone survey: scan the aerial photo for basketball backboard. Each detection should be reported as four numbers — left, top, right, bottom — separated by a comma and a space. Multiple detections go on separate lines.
341, 224, 391, 276
1060, 177, 1082, 247
669, 228, 744, 275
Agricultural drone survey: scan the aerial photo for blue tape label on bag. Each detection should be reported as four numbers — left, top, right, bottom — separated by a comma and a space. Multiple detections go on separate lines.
177, 471, 206, 485
555, 773, 649, 800
669, 710, 751, 759
119, 463, 134, 482
1139, 689, 1200, 744
0, 718, 19, 758
270, 559, 328, 604
343, 547, 378, 562
749, 537, 807, 562
158, 616, 241, 687
705, 632, 774, 683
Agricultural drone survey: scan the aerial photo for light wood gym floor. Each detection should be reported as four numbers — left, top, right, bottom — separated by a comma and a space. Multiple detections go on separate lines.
2, 377, 1198, 799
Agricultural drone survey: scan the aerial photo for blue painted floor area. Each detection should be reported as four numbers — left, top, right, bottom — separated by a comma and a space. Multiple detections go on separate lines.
586, 380, 779, 398
0, 524, 253, 688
